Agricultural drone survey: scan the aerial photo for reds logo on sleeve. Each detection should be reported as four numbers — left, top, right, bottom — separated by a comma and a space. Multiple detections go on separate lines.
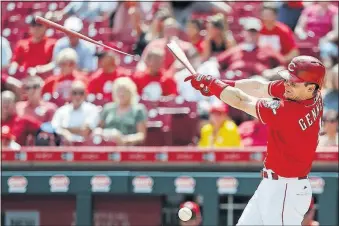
262, 99, 281, 115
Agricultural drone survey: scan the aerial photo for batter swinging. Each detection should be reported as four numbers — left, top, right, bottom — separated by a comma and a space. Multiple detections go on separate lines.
184, 55, 326, 225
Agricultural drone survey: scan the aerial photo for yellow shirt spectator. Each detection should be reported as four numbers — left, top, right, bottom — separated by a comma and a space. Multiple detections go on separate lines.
198, 101, 241, 148
198, 120, 241, 147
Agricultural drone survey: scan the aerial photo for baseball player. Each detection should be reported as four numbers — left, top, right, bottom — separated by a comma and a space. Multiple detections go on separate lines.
184, 55, 326, 225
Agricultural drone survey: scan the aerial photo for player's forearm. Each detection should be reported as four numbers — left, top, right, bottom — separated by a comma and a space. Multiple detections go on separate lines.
223, 79, 269, 98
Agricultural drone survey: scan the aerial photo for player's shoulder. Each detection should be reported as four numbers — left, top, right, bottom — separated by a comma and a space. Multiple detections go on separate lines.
89, 69, 103, 81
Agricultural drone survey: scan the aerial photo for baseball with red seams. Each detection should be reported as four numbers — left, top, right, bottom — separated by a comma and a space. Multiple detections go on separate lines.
178, 207, 192, 221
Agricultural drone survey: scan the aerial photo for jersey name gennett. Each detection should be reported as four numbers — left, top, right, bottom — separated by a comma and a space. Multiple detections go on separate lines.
298, 101, 323, 131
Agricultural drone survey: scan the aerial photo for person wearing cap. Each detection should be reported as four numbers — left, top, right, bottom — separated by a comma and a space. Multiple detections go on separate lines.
52, 16, 97, 72
9, 11, 56, 76
1, 91, 41, 145
132, 48, 178, 101
318, 110, 338, 147
201, 13, 236, 62
1, 126, 21, 150
259, 3, 299, 63
88, 48, 132, 101
179, 201, 202, 226
16, 76, 57, 123
198, 101, 241, 148
217, 17, 286, 80
42, 48, 88, 99
184, 54, 326, 225
51, 80, 100, 144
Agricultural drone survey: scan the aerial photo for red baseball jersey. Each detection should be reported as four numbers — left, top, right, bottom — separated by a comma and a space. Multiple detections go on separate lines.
256, 80, 323, 177
87, 67, 132, 100
11, 37, 56, 69
2, 114, 41, 145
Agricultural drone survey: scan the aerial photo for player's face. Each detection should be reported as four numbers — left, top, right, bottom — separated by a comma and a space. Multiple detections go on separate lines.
71, 88, 86, 106
24, 82, 41, 99
59, 61, 76, 75
283, 81, 314, 100
207, 23, 220, 39
244, 30, 259, 43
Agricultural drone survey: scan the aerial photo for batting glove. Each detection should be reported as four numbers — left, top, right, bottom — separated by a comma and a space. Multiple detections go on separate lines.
184, 74, 229, 97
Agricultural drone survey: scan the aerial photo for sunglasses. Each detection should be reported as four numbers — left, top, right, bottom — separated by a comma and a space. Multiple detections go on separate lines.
71, 90, 85, 96
24, 84, 40, 90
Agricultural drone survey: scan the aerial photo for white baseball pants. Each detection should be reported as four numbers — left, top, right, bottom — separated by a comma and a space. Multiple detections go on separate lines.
237, 169, 312, 226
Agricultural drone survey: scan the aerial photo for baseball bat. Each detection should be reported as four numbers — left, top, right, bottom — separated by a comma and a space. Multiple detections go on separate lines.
35, 16, 134, 56
167, 40, 197, 75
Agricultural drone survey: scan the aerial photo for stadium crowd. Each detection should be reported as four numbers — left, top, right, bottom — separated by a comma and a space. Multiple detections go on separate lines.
1, 1, 338, 149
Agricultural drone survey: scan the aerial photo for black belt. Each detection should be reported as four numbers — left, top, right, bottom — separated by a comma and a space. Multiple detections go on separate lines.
261, 170, 308, 180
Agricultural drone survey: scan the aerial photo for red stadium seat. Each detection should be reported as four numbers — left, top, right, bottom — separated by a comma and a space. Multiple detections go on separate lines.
158, 96, 198, 146
145, 110, 172, 146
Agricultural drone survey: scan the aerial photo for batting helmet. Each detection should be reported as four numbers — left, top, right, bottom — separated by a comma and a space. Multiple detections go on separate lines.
278, 56, 326, 88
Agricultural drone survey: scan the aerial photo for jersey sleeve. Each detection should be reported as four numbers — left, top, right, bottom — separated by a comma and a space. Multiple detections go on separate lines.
255, 99, 285, 126
268, 80, 285, 99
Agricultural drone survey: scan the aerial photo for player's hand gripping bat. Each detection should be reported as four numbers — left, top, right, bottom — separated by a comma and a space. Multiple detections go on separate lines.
35, 16, 134, 56
167, 40, 197, 75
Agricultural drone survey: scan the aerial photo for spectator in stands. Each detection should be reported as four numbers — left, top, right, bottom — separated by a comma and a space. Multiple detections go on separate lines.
42, 48, 88, 99
1, 126, 21, 150
1, 91, 41, 145
323, 64, 338, 113
132, 9, 171, 56
201, 13, 236, 61
295, 2, 338, 68
1, 36, 12, 68
51, 81, 100, 144
179, 201, 202, 226
259, 3, 299, 63
94, 77, 147, 146
318, 110, 338, 147
217, 17, 285, 80
186, 19, 204, 54
277, 1, 304, 31
52, 0, 117, 22
198, 101, 241, 147
88, 48, 131, 101
1, 74, 22, 97
53, 17, 97, 72
302, 198, 319, 226
133, 49, 178, 101
238, 116, 268, 147
16, 76, 57, 123
137, 18, 200, 73
9, 12, 56, 76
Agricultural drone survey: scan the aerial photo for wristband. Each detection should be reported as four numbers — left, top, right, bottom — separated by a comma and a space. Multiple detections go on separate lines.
209, 79, 229, 97
222, 80, 235, 87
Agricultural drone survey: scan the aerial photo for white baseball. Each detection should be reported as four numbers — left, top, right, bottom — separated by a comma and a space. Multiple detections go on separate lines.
178, 207, 193, 222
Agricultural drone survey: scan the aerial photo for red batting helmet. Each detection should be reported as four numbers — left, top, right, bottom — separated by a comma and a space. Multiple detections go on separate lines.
278, 56, 326, 88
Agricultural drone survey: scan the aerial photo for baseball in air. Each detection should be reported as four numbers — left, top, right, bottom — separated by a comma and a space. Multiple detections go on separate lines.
178, 207, 193, 221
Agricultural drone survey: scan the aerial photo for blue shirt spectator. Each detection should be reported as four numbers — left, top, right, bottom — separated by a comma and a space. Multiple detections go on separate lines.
53, 17, 97, 73
1, 36, 12, 68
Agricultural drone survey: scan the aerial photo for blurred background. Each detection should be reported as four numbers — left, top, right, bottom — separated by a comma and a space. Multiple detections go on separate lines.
1, 1, 338, 226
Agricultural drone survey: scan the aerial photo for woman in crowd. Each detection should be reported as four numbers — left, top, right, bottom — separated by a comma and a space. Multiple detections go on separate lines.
94, 77, 147, 146
201, 13, 236, 61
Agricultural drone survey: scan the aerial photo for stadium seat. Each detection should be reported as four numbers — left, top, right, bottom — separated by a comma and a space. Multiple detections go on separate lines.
158, 96, 198, 146
145, 110, 172, 146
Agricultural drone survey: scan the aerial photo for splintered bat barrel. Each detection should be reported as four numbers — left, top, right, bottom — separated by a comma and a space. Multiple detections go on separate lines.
34, 16, 134, 56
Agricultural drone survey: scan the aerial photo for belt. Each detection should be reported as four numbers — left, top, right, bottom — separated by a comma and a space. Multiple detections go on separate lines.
261, 170, 308, 180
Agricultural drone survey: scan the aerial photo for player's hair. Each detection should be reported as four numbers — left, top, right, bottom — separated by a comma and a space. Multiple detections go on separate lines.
112, 77, 138, 105
56, 48, 78, 65
305, 83, 320, 96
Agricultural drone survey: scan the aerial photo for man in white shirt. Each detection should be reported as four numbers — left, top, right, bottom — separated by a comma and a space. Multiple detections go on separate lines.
51, 80, 100, 144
